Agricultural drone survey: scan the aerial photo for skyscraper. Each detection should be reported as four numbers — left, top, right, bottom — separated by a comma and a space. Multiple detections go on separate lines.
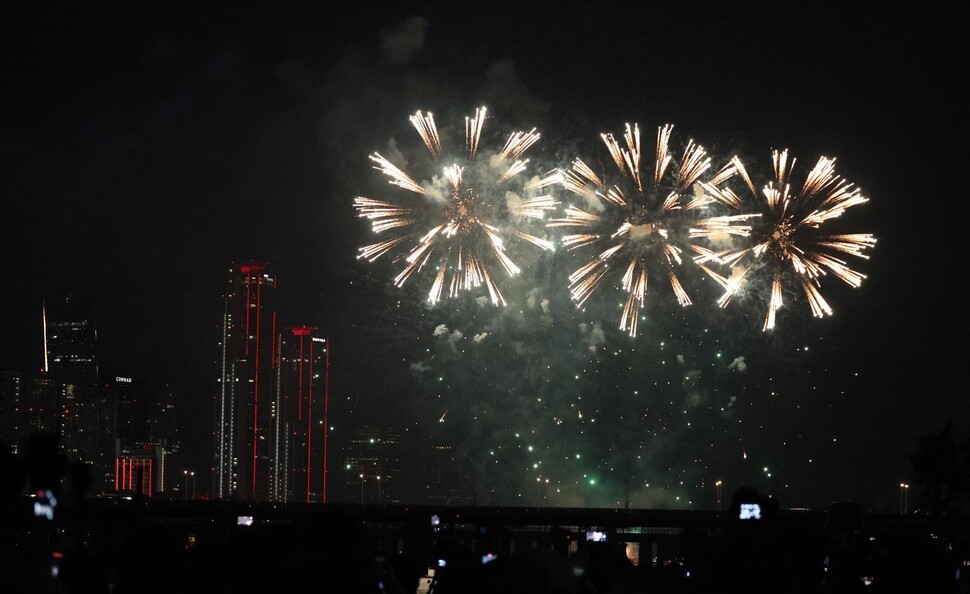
274, 328, 330, 502
105, 374, 147, 496
60, 382, 104, 479
44, 297, 98, 387
42, 297, 110, 493
0, 371, 23, 453
25, 372, 59, 436
213, 262, 278, 501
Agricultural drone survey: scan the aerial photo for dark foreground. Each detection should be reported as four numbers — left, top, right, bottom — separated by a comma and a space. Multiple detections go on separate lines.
2, 492, 968, 594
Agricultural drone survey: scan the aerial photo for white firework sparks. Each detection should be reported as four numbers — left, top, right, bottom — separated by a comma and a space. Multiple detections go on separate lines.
550, 123, 750, 337
355, 107, 559, 306
696, 150, 876, 330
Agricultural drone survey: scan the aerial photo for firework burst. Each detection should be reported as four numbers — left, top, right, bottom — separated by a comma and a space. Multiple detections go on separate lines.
355, 107, 560, 306
550, 123, 745, 337
696, 150, 876, 331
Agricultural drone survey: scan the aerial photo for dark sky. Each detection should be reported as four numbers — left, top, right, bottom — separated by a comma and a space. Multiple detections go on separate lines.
2, 1, 967, 509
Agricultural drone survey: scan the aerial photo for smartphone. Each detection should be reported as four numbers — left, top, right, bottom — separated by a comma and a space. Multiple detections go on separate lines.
33, 489, 57, 521
739, 503, 762, 520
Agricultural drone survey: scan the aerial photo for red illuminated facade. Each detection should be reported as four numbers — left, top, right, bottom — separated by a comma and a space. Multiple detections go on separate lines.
273, 328, 330, 502
115, 441, 164, 497
212, 262, 333, 503
213, 263, 278, 501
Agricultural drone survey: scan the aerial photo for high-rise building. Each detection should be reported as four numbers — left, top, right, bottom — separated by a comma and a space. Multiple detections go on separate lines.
107, 375, 139, 445
213, 262, 278, 501
146, 386, 180, 497
25, 372, 59, 435
0, 371, 23, 453
146, 385, 180, 451
44, 297, 98, 387
60, 383, 104, 478
42, 297, 111, 492
273, 328, 330, 502
343, 425, 401, 504
103, 374, 143, 495
99, 375, 180, 498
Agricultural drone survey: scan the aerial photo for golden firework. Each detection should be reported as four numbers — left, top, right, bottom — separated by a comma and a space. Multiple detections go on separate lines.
551, 123, 746, 337
355, 107, 559, 306
696, 150, 876, 330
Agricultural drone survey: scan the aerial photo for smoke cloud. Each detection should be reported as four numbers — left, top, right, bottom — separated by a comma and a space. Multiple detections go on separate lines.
379, 16, 427, 64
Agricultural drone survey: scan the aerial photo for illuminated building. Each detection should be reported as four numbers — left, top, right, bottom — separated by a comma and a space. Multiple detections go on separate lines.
44, 297, 99, 388
106, 375, 139, 444
101, 375, 179, 496
25, 372, 59, 435
41, 297, 112, 493
146, 386, 180, 495
102, 374, 142, 494
59, 382, 106, 485
343, 426, 401, 504
0, 371, 23, 453
213, 262, 278, 501
147, 386, 180, 450
115, 440, 165, 497
273, 328, 330, 502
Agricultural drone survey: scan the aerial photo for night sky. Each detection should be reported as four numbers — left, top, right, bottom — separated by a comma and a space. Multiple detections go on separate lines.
2, 1, 967, 510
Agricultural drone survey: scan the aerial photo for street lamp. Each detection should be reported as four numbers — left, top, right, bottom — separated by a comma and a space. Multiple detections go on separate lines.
183, 470, 196, 500
899, 483, 909, 514
376, 475, 382, 503
715, 480, 723, 512
359, 473, 365, 504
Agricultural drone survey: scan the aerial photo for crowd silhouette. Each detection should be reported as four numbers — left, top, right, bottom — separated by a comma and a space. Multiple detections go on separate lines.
1, 435, 967, 594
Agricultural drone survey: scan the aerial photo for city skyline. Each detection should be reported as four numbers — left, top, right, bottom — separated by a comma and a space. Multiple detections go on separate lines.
0, 269, 386, 504
2, 2, 968, 511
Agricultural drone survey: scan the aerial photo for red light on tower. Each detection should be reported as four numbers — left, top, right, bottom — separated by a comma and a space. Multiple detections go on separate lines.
238, 262, 268, 274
